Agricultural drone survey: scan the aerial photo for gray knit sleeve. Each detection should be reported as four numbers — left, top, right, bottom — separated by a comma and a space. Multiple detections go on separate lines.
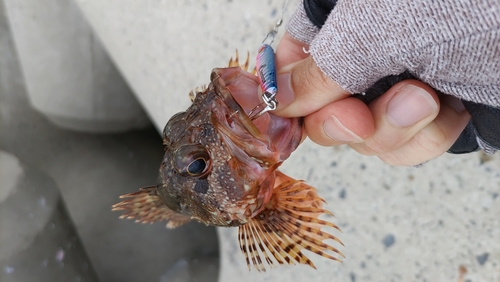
297, 0, 499, 107
286, 1, 320, 45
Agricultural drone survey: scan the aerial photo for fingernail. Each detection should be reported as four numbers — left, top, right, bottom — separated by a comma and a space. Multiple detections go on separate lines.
387, 84, 438, 127
276, 73, 295, 108
323, 115, 363, 142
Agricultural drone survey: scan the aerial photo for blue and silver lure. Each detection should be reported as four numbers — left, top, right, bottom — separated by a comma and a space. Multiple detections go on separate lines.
248, 0, 289, 120
254, 44, 278, 115
257, 44, 278, 99
248, 44, 279, 120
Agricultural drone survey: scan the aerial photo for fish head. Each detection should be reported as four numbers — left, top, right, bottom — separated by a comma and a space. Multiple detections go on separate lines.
155, 67, 302, 227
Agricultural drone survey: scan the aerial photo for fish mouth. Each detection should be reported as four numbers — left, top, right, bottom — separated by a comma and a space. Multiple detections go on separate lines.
213, 67, 303, 162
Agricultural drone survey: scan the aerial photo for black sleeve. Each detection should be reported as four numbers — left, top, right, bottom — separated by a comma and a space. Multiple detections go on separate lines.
302, 0, 499, 154
355, 72, 500, 154
303, 0, 338, 28
449, 101, 500, 154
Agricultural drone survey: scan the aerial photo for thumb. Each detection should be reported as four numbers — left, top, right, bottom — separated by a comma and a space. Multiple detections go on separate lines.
274, 56, 350, 118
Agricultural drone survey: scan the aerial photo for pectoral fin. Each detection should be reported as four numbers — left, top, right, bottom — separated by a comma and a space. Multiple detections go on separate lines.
238, 171, 344, 271
113, 186, 192, 229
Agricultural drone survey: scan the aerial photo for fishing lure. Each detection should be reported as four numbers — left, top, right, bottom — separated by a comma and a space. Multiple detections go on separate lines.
248, 0, 289, 120
249, 44, 279, 119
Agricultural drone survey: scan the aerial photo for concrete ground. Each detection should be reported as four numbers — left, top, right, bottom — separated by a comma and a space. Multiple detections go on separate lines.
2, 0, 500, 281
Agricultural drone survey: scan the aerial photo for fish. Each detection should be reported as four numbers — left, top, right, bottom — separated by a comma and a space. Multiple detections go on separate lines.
112, 52, 344, 271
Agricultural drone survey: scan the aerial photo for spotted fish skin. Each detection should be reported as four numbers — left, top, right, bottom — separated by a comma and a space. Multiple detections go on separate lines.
113, 54, 344, 271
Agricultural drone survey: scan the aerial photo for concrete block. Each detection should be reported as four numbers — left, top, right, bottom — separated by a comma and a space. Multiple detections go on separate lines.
0, 151, 99, 281
1, 8, 219, 280
3, 0, 150, 132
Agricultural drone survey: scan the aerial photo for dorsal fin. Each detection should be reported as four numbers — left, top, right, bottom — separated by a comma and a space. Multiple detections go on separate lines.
189, 50, 256, 102
229, 50, 256, 74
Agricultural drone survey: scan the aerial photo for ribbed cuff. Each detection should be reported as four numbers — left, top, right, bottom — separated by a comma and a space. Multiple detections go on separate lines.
286, 0, 320, 45
308, 0, 405, 94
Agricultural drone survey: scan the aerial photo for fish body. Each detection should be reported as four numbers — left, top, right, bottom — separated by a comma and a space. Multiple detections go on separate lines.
113, 55, 344, 271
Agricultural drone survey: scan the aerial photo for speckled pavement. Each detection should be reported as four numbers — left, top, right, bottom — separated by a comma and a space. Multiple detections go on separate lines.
219, 141, 500, 281
3, 0, 500, 281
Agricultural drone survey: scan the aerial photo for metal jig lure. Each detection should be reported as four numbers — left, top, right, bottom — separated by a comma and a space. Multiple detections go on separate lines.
248, 0, 289, 120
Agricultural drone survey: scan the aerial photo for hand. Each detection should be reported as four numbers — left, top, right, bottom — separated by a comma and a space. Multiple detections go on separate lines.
273, 32, 471, 166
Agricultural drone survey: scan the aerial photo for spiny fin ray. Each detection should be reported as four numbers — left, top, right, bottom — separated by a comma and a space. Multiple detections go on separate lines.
189, 85, 207, 102
112, 186, 192, 229
238, 171, 343, 271
190, 50, 254, 102
228, 50, 256, 74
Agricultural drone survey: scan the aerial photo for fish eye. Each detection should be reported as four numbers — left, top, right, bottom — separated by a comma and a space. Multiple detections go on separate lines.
173, 144, 211, 178
187, 158, 206, 175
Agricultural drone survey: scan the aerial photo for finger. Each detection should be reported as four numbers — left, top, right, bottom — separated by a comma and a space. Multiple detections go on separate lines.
376, 96, 471, 166
350, 80, 440, 155
303, 97, 375, 146
275, 32, 310, 69
274, 56, 350, 118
